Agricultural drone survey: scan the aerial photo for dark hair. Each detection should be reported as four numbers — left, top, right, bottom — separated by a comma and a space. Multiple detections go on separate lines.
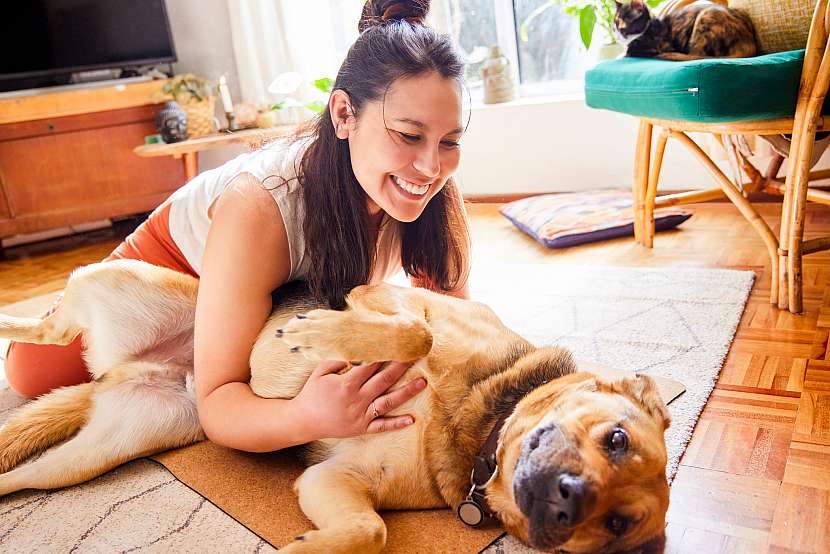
290, 0, 470, 309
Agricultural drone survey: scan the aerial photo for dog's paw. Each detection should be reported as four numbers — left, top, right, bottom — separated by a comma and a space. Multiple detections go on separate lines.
277, 532, 323, 554
278, 309, 357, 362
279, 530, 383, 554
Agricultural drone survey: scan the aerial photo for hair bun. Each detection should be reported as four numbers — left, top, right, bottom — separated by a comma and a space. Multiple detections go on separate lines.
358, 0, 430, 32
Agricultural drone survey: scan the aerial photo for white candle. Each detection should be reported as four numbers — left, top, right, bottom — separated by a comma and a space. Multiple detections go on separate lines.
218, 75, 234, 113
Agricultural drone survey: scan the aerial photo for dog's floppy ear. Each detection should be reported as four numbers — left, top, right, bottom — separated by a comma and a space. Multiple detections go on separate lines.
620, 374, 671, 431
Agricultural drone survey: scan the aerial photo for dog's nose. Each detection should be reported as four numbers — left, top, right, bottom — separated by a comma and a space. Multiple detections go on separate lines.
555, 474, 587, 526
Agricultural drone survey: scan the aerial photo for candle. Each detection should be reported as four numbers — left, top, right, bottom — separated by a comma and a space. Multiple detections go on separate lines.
218, 75, 234, 113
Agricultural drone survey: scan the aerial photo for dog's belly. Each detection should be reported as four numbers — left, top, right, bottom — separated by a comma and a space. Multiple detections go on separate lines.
313, 362, 445, 510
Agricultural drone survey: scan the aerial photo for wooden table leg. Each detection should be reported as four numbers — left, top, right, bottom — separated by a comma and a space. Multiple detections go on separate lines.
183, 152, 199, 182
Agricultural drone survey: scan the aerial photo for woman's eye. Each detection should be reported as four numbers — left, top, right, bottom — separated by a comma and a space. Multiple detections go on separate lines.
441, 140, 461, 148
398, 132, 420, 142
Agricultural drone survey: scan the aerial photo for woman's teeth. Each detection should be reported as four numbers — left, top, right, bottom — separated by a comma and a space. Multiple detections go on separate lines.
393, 175, 429, 196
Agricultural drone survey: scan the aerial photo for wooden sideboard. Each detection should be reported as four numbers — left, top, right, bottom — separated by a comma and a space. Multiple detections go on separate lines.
0, 80, 184, 240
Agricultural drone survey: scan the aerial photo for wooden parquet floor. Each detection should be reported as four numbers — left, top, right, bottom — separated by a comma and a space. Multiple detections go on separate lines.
1, 202, 828, 553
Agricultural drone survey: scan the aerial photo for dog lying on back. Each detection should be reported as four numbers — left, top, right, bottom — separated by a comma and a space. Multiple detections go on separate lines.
0, 260, 671, 553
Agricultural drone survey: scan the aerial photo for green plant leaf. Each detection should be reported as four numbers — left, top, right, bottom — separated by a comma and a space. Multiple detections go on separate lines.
269, 101, 285, 111
579, 5, 597, 50
305, 100, 325, 113
313, 77, 334, 93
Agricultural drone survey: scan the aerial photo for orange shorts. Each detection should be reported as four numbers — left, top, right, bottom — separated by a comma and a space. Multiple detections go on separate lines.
4, 201, 197, 398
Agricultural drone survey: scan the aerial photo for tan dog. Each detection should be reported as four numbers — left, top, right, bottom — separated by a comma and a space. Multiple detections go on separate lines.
0, 260, 670, 553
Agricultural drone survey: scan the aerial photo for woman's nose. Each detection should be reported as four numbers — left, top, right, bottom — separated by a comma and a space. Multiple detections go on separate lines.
412, 143, 440, 180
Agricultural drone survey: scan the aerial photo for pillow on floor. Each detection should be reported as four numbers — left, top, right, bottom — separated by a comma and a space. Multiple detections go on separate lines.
500, 190, 692, 248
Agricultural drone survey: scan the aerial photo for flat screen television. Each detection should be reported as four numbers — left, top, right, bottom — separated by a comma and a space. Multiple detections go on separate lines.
1, 0, 176, 92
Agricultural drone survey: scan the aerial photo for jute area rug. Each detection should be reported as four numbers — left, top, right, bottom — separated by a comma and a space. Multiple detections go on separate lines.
0, 264, 754, 553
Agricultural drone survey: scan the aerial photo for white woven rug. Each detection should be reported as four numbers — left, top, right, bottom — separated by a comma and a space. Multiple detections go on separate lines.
0, 264, 754, 553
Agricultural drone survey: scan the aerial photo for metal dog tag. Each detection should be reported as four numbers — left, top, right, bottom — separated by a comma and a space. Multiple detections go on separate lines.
457, 500, 484, 527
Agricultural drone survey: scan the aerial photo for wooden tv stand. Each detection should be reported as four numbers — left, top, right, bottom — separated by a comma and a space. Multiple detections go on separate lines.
0, 80, 184, 242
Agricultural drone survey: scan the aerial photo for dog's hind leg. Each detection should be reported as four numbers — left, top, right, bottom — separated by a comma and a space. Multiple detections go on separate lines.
0, 310, 81, 346
282, 461, 386, 554
0, 382, 95, 474
0, 373, 203, 497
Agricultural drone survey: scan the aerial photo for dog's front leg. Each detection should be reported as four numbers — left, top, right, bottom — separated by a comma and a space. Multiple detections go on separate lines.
280, 307, 432, 363
282, 461, 386, 554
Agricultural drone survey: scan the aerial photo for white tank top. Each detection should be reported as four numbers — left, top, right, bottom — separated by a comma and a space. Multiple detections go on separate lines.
166, 138, 402, 283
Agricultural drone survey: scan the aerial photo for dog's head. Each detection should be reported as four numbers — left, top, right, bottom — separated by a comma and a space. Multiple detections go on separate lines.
487, 369, 671, 553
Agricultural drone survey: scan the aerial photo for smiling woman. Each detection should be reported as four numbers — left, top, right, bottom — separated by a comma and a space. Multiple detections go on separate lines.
4, 0, 472, 458
330, 73, 464, 223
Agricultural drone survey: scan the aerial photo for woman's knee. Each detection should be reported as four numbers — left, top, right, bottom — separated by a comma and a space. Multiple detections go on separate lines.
4, 338, 91, 399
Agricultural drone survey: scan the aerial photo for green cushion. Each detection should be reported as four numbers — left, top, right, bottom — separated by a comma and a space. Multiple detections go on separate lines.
585, 49, 828, 123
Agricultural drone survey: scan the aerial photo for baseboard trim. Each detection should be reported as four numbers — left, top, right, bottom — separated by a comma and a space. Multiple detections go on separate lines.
464, 189, 787, 204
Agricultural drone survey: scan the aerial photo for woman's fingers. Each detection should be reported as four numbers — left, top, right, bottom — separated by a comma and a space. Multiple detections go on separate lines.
310, 359, 349, 378
366, 415, 416, 434
344, 361, 384, 388
359, 360, 416, 399
365, 376, 427, 422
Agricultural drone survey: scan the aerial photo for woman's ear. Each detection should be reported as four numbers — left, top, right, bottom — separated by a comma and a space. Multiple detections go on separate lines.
329, 90, 355, 140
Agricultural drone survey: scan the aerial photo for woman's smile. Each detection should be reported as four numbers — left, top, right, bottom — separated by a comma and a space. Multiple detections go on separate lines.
390, 174, 431, 198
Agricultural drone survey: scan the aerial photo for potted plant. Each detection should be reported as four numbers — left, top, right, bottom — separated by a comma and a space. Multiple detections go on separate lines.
162, 74, 217, 137
519, 0, 664, 60
257, 75, 335, 128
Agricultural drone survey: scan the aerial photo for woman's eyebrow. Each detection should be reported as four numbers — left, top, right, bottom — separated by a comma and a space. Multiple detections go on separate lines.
393, 118, 464, 135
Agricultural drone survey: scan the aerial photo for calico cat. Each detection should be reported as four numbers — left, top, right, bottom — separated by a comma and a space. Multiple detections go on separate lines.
614, 0, 759, 60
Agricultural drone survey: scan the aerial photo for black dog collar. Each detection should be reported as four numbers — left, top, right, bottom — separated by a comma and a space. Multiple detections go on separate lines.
457, 400, 522, 527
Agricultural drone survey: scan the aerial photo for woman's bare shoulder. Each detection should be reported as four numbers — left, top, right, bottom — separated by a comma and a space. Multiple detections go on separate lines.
206, 171, 291, 289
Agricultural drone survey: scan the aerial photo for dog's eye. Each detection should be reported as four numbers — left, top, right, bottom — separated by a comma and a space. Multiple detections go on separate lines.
607, 428, 628, 453
606, 514, 630, 536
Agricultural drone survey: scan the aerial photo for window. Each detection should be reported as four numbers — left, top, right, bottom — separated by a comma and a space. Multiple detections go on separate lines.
513, 0, 595, 94
435, 0, 499, 89
432, 0, 598, 99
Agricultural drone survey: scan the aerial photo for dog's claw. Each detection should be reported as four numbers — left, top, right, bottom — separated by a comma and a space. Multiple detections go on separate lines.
296, 314, 307, 319
295, 536, 306, 541
350, 360, 363, 366
290, 346, 301, 353
275, 329, 283, 338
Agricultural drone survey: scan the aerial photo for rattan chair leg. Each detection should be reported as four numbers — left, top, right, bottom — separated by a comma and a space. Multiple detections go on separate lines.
783, 0, 830, 312
634, 122, 653, 245
672, 131, 780, 305
643, 128, 670, 248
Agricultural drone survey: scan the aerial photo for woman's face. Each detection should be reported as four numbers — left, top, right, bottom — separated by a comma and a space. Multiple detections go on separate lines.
332, 72, 464, 223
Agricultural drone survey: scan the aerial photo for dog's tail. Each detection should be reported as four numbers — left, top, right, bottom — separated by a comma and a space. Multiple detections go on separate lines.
0, 382, 94, 474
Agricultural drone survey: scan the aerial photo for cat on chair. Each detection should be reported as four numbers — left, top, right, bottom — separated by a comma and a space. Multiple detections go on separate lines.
614, 0, 759, 60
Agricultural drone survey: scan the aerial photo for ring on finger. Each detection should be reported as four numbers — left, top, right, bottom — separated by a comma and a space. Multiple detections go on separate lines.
371, 401, 380, 419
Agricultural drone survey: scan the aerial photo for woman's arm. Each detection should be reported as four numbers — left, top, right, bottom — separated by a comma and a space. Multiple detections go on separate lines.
194, 173, 304, 451
195, 173, 425, 452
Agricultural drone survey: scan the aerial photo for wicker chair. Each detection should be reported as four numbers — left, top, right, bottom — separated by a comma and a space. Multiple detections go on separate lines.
585, 0, 830, 313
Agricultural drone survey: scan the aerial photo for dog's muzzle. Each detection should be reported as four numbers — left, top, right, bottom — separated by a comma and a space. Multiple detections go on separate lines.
513, 423, 597, 549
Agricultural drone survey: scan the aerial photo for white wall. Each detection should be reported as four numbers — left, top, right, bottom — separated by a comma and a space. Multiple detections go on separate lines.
165, 0, 248, 170
454, 94, 830, 196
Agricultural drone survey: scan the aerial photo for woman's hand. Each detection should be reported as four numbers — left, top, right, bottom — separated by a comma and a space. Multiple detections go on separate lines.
291, 360, 427, 440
